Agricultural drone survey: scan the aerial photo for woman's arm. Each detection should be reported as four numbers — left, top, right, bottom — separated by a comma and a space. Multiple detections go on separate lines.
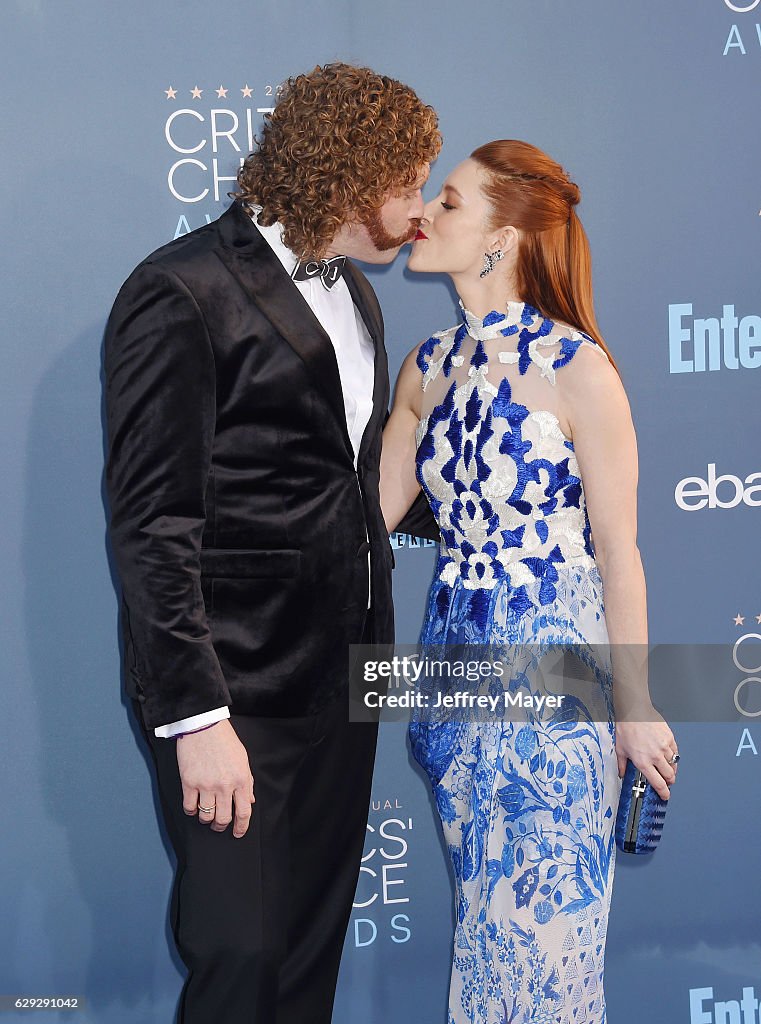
564, 345, 678, 799
380, 347, 425, 533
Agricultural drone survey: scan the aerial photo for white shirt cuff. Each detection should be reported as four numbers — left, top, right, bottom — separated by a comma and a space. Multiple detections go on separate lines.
154, 705, 231, 739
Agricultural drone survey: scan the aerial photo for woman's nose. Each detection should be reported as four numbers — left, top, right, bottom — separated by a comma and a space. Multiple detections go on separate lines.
421, 197, 438, 222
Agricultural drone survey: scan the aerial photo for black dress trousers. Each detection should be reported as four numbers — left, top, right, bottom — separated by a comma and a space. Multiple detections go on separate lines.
135, 691, 378, 1024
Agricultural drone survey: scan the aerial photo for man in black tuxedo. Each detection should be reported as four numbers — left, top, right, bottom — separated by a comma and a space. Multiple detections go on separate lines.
104, 63, 440, 1023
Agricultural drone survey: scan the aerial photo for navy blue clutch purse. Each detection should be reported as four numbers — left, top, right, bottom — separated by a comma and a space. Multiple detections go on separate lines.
615, 760, 668, 854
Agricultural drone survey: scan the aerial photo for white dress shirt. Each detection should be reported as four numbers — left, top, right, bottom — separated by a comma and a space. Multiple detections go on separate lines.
154, 208, 376, 738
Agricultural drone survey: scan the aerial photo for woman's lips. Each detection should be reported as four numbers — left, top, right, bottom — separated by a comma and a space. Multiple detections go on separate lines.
415, 229, 428, 240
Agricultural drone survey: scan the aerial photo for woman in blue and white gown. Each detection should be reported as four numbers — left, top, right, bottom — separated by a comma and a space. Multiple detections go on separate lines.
380, 140, 678, 1024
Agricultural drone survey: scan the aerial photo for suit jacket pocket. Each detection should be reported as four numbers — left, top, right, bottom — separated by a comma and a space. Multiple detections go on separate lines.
207, 570, 302, 684
200, 548, 301, 579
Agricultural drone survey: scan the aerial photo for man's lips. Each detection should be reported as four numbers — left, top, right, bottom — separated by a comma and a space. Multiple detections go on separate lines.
415, 229, 428, 240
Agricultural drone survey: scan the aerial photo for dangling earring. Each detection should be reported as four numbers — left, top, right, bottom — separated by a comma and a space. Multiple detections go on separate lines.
479, 248, 504, 278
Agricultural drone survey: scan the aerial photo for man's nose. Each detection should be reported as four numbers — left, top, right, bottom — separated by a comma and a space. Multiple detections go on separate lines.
409, 191, 425, 219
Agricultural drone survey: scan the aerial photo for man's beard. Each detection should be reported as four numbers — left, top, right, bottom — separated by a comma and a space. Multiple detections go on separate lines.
362, 208, 421, 252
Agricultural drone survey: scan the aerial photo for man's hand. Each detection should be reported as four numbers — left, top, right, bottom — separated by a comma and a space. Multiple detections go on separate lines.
176, 720, 255, 838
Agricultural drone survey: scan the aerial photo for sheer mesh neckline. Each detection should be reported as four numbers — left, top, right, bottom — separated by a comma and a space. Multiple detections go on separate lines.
458, 299, 541, 342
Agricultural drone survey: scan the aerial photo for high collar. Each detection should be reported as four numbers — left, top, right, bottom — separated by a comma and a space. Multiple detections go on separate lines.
459, 299, 539, 341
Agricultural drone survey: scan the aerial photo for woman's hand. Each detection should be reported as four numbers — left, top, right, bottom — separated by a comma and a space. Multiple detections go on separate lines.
615, 710, 678, 801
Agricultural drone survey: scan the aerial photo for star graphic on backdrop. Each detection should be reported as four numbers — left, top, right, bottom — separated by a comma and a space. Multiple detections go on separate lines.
164, 86, 177, 100
734, 614, 745, 626
756, 613, 761, 624
241, 84, 253, 97
216, 85, 228, 98
190, 86, 203, 99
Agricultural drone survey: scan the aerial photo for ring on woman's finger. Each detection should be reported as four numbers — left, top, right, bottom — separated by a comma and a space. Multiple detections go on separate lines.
668, 753, 680, 766
198, 803, 215, 814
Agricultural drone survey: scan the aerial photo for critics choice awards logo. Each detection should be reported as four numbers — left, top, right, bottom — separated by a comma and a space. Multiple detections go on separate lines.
732, 627, 761, 757
161, 82, 279, 238
350, 799, 414, 948
721, 0, 761, 55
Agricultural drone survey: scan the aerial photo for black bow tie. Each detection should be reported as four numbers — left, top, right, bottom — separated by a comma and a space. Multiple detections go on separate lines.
291, 255, 347, 290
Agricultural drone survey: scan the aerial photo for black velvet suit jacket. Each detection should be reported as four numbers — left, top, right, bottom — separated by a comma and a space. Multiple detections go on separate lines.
104, 200, 439, 729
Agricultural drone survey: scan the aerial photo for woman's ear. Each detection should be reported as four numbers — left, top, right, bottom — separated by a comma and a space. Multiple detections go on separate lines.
490, 224, 520, 256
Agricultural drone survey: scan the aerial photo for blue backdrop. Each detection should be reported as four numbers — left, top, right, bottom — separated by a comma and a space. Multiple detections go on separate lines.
2, 2, 760, 1021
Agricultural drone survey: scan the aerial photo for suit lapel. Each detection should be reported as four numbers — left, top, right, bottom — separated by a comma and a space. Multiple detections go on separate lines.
343, 262, 388, 464
214, 202, 354, 462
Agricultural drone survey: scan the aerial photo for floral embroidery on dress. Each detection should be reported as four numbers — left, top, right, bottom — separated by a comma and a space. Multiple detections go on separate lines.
415, 302, 607, 598
410, 301, 620, 1024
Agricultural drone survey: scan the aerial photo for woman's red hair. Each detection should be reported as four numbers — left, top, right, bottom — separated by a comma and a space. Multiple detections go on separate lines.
471, 140, 619, 375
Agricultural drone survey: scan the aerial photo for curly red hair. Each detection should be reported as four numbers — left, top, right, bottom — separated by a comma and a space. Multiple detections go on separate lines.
234, 62, 441, 258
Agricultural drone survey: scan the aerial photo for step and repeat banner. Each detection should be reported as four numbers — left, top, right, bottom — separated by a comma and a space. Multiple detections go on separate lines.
2, 1, 759, 1022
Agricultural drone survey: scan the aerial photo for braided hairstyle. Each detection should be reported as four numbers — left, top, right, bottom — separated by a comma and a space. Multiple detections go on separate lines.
471, 140, 618, 374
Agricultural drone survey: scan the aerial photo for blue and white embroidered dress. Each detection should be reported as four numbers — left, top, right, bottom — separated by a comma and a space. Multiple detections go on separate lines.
409, 301, 622, 1024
